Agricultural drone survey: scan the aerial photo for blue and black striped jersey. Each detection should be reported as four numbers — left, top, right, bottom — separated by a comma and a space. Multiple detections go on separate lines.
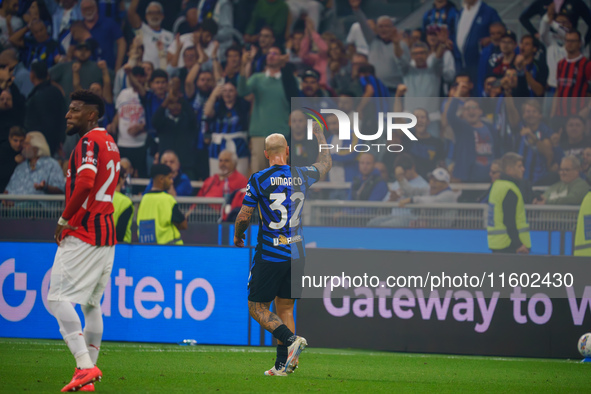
243, 164, 320, 262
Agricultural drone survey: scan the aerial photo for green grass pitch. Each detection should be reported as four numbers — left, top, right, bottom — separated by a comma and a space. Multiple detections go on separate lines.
1, 338, 589, 393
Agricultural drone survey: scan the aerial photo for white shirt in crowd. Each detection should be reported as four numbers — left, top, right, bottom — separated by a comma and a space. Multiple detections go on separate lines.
116, 88, 147, 148
539, 14, 573, 89
136, 23, 174, 69
346, 22, 370, 56
167, 33, 215, 68
456, 0, 481, 57
0, 14, 23, 47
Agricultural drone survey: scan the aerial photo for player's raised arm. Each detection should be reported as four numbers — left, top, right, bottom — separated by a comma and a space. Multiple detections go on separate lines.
311, 122, 332, 178
234, 205, 255, 247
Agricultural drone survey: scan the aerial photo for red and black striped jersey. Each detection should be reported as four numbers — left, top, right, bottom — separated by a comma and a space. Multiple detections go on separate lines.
63, 128, 121, 246
556, 55, 591, 116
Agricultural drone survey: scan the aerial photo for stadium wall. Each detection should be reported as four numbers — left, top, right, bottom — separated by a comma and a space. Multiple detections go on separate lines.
1, 242, 589, 358
297, 249, 591, 359
1, 222, 574, 255
0, 242, 252, 345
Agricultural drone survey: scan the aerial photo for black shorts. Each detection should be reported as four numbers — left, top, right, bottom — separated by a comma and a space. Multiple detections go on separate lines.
247, 257, 305, 303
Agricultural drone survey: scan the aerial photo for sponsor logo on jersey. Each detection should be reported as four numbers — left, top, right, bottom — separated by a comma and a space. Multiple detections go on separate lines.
81, 156, 98, 165
273, 234, 302, 246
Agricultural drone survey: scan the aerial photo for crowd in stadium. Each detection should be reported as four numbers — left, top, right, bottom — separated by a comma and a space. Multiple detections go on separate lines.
2, 0, 591, 208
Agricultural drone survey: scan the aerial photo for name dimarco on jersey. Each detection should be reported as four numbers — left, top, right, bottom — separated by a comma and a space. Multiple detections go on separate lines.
270, 176, 304, 186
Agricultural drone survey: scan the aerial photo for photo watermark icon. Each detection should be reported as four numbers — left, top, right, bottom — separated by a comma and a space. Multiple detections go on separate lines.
302, 107, 418, 153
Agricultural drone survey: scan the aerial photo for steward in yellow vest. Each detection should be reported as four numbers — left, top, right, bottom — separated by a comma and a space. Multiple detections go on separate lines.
112, 169, 134, 243
113, 191, 133, 243
574, 190, 591, 256
487, 153, 531, 254
137, 164, 188, 245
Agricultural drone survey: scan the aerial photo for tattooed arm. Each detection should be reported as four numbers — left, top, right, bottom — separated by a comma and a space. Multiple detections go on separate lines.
311, 123, 332, 178
234, 205, 255, 247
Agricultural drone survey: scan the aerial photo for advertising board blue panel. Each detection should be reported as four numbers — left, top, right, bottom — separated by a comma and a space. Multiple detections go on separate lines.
0, 243, 251, 345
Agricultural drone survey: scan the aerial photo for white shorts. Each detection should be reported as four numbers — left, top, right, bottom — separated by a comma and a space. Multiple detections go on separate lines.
48, 236, 115, 307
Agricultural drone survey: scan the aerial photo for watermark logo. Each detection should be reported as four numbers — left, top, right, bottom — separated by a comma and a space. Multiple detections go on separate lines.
303, 107, 417, 153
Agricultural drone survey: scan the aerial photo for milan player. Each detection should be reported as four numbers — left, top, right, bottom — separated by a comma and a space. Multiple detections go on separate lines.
48, 90, 120, 392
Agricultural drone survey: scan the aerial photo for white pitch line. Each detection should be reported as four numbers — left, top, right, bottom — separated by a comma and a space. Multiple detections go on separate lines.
0, 340, 583, 363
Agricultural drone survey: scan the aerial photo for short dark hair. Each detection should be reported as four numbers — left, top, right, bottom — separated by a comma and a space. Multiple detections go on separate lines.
150, 69, 169, 83
197, 70, 213, 79
9, 125, 26, 139
413, 107, 429, 119
352, 52, 368, 61
521, 34, 540, 49
394, 153, 415, 170
489, 21, 506, 31
358, 64, 375, 75
454, 72, 472, 83
567, 30, 582, 41
30, 61, 48, 80
200, 18, 218, 35
131, 66, 146, 76
522, 99, 542, 114
225, 44, 241, 58
501, 152, 523, 173
269, 45, 285, 55
567, 114, 586, 124
70, 89, 105, 118
151, 163, 172, 178
259, 25, 275, 37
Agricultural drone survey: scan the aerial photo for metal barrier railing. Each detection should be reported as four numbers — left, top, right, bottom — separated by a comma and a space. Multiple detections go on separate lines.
0, 195, 581, 230
128, 179, 550, 192
0, 195, 225, 224
304, 200, 580, 231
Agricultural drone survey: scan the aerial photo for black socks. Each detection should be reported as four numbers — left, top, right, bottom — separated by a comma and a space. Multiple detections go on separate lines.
272, 324, 296, 346
275, 344, 288, 369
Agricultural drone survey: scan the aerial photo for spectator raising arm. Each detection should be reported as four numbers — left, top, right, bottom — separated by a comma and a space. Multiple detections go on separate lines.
156, 40, 167, 70
184, 61, 202, 99
519, 0, 548, 38
115, 36, 126, 71
124, 64, 146, 98
127, 0, 142, 30
298, 16, 328, 79
98, 60, 113, 104
515, 54, 545, 97
203, 84, 223, 118
72, 62, 82, 92
350, 0, 375, 45
237, 46, 256, 97
391, 27, 404, 59
8, 24, 28, 47
107, 113, 118, 136
169, 34, 182, 68
503, 84, 521, 130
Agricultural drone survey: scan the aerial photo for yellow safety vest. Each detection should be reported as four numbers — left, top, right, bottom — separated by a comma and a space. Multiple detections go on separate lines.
574, 191, 591, 256
137, 191, 183, 245
112, 191, 133, 243
487, 179, 531, 250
